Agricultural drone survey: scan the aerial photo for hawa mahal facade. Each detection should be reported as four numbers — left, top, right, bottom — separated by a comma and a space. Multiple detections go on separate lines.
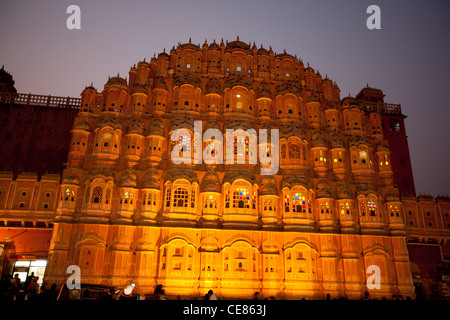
0, 38, 449, 299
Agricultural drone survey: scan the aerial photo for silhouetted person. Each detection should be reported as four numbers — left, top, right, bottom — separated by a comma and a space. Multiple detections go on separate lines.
208, 290, 217, 300
41, 284, 59, 300
26, 276, 39, 300
24, 272, 34, 292
153, 284, 164, 300
362, 291, 370, 300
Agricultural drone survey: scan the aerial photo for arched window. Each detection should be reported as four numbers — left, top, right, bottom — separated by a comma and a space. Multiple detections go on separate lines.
284, 194, 290, 212
289, 143, 301, 159
359, 150, 367, 164
105, 188, 111, 205
173, 187, 188, 208
368, 200, 377, 216
91, 186, 103, 204
360, 199, 366, 216
280, 143, 286, 159
320, 202, 331, 214
205, 195, 218, 209
340, 202, 350, 215
190, 188, 196, 208
233, 188, 250, 208
165, 185, 171, 207
292, 193, 307, 213
171, 135, 191, 152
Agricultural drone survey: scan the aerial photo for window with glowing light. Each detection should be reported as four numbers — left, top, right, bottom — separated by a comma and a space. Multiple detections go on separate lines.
360, 200, 366, 216
292, 193, 307, 213
173, 187, 188, 208
205, 195, 218, 209
368, 200, 377, 216
64, 188, 75, 201
340, 202, 350, 215
389, 204, 399, 217
171, 135, 191, 153
234, 137, 249, 156
165, 186, 171, 207
233, 188, 250, 209
320, 202, 331, 213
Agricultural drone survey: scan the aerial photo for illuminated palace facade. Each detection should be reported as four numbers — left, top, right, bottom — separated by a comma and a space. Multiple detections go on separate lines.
18, 38, 446, 299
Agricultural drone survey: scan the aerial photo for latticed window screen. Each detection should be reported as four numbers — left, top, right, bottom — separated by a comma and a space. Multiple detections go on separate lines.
292, 193, 306, 213
165, 186, 171, 207
91, 186, 103, 204
173, 187, 188, 208
233, 188, 250, 208
190, 188, 196, 208
105, 188, 111, 205
281, 143, 286, 159
289, 143, 301, 159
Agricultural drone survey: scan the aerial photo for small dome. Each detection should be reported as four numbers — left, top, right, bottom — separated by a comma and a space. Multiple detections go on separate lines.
111, 233, 130, 251
311, 131, 327, 148
205, 77, 221, 94
342, 96, 359, 109
225, 37, 251, 52
105, 75, 127, 90
257, 45, 268, 55
260, 176, 278, 196
306, 94, 320, 103
336, 181, 352, 199
97, 116, 121, 130
385, 192, 400, 202
282, 174, 310, 190
316, 179, 332, 199
127, 118, 144, 135
143, 168, 160, 189
62, 175, 80, 185
200, 234, 219, 252
261, 238, 279, 254
72, 120, 90, 131
82, 85, 97, 93
136, 233, 154, 251
209, 40, 220, 51
201, 171, 221, 193
377, 142, 390, 152
148, 118, 165, 137
137, 59, 150, 68
119, 169, 137, 187
330, 134, 345, 149
131, 85, 148, 95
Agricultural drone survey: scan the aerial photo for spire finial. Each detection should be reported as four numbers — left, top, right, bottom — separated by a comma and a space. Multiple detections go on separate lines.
189, 37, 192, 43
237, 35, 239, 41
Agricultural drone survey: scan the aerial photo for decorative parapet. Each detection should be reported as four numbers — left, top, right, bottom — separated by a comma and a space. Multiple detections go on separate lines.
358, 101, 402, 115
0, 92, 81, 109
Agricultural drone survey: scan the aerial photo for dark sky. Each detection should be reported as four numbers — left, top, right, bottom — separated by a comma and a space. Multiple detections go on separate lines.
0, 0, 449, 196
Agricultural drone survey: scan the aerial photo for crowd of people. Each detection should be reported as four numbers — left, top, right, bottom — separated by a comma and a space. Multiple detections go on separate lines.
0, 275, 420, 301
0, 273, 59, 300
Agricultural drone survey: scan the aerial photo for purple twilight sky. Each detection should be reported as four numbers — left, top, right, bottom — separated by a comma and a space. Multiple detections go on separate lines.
0, 0, 449, 196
